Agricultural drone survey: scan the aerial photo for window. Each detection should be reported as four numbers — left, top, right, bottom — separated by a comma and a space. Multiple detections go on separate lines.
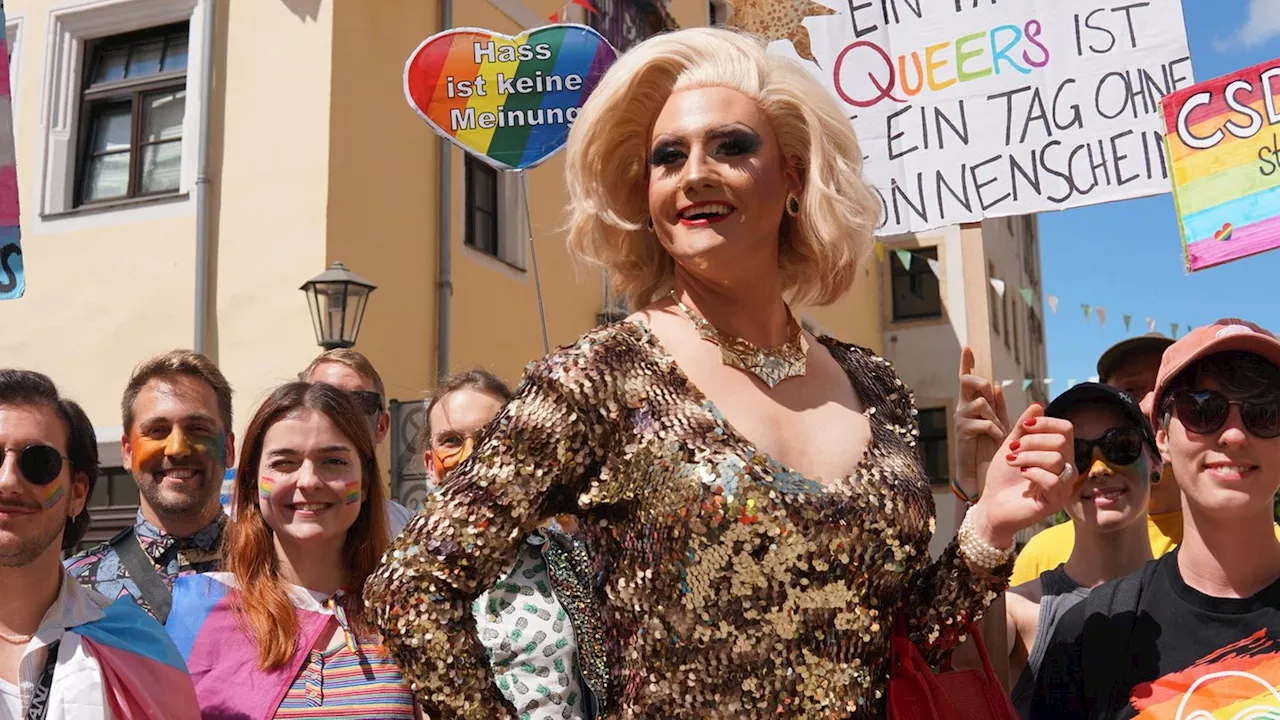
76, 465, 139, 552
464, 154, 527, 269
988, 262, 1000, 336
76, 22, 188, 206
917, 408, 949, 486
890, 246, 942, 321
465, 154, 499, 257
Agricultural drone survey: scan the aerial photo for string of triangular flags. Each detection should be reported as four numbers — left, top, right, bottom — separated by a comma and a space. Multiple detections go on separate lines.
549, 0, 599, 20
992, 376, 1101, 392
877, 242, 1197, 340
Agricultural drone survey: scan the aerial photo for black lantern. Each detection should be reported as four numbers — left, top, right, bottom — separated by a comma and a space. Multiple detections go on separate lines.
300, 261, 377, 350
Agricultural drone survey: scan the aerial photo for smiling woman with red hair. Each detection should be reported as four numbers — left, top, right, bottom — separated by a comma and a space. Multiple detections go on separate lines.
165, 382, 416, 719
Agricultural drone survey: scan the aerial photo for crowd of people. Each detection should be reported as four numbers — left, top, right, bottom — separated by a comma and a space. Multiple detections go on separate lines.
0, 25, 1276, 720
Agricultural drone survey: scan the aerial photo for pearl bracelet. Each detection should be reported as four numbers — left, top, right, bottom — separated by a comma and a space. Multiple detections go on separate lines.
957, 508, 1015, 571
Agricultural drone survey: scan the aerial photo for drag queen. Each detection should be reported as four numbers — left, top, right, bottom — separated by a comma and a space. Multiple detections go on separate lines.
366, 27, 1074, 719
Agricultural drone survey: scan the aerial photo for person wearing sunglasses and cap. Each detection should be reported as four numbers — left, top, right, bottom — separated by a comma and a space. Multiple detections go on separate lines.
0, 369, 200, 719
300, 349, 415, 536
1030, 319, 1280, 719
999, 382, 1157, 717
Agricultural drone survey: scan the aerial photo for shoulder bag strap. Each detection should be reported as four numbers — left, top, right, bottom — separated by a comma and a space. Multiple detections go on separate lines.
111, 527, 173, 623
24, 640, 60, 720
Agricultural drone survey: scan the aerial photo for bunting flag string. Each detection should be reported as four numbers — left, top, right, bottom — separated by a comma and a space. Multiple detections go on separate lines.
872, 246, 1203, 339
1022, 379, 1034, 391
895, 249, 913, 271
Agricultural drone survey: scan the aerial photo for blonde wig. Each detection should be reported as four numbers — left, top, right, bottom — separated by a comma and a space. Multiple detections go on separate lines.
564, 27, 881, 309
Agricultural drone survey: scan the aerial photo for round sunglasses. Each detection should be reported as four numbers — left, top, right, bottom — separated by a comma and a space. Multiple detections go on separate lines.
2, 445, 67, 486
1171, 389, 1280, 438
1074, 426, 1145, 472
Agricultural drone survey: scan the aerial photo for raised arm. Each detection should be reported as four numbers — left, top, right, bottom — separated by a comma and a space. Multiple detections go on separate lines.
364, 359, 607, 720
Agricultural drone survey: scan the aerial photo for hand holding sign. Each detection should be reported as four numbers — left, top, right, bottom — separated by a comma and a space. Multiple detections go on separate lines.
404, 24, 617, 170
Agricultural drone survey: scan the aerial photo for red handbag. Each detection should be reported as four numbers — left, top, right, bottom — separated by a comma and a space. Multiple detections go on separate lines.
887, 621, 1018, 720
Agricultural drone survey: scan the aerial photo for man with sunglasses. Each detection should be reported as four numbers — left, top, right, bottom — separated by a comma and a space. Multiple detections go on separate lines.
1000, 383, 1157, 717
1030, 319, 1280, 719
66, 351, 235, 623
299, 349, 414, 534
1, 369, 200, 718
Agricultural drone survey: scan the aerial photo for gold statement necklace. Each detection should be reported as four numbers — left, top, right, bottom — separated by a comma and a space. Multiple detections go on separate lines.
670, 292, 808, 388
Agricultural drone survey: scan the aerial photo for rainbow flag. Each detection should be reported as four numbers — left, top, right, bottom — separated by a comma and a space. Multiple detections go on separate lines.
0, 2, 23, 301
404, 24, 617, 170
1162, 57, 1280, 272
1128, 630, 1280, 718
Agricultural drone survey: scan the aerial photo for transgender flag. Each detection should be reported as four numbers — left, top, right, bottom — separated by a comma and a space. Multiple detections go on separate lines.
0, 0, 22, 300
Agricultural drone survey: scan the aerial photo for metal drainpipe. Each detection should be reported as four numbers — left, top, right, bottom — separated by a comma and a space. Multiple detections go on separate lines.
193, 0, 217, 355
435, 0, 453, 380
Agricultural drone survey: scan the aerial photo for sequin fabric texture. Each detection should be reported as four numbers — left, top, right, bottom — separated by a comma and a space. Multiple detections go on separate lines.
365, 321, 1011, 719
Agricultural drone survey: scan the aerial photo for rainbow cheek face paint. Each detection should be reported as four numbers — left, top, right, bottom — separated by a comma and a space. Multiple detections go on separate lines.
258, 476, 277, 500
41, 481, 64, 509
343, 480, 361, 506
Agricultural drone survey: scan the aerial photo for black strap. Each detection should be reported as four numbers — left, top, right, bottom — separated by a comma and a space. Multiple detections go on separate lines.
24, 640, 59, 720
111, 528, 172, 623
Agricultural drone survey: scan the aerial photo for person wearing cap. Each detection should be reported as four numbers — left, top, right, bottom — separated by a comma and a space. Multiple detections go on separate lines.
998, 333, 1176, 586
1029, 319, 1280, 719
998, 383, 1157, 717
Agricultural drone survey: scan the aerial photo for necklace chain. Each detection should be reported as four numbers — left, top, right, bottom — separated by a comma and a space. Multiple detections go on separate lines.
0, 627, 33, 645
669, 292, 808, 388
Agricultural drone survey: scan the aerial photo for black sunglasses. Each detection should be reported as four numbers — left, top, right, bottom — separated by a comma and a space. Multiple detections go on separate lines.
1171, 389, 1280, 438
348, 390, 383, 416
3, 445, 67, 486
1074, 427, 1145, 473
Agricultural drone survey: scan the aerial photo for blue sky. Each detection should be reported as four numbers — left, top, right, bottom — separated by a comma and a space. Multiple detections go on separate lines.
1040, 0, 1280, 391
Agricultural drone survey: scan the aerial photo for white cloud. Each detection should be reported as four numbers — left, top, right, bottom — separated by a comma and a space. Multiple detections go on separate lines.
1215, 0, 1280, 53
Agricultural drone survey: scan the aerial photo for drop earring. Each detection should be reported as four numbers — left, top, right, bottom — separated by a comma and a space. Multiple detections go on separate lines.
646, 217, 654, 231
786, 195, 800, 216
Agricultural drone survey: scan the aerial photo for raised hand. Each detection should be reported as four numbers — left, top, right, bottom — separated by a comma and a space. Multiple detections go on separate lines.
967, 403, 1075, 550
954, 346, 1010, 501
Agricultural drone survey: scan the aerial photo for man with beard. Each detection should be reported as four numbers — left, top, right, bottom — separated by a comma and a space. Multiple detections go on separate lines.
66, 351, 234, 623
1, 369, 198, 718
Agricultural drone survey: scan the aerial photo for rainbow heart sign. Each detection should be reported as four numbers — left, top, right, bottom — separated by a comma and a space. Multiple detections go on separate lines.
404, 24, 617, 171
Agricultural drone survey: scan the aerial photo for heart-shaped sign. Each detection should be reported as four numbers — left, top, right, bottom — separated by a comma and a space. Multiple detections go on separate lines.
1214, 222, 1233, 242
405, 24, 617, 171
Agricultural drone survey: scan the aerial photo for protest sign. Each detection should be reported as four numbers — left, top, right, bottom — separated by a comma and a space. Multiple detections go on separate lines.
746, 0, 1193, 235
404, 24, 616, 170
0, 0, 21, 301
1161, 57, 1280, 271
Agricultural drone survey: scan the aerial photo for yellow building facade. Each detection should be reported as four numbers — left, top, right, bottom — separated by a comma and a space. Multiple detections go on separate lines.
0, 0, 884, 520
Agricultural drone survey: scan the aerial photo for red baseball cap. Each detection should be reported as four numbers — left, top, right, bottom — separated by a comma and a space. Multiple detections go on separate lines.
1149, 318, 1280, 426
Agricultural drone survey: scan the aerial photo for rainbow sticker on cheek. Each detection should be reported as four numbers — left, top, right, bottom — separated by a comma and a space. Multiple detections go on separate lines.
343, 480, 361, 506
258, 476, 277, 500
41, 482, 64, 509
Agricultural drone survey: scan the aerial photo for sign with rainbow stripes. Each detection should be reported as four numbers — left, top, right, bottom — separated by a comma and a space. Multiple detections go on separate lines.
1162, 58, 1280, 272
0, 1, 22, 301
404, 24, 617, 170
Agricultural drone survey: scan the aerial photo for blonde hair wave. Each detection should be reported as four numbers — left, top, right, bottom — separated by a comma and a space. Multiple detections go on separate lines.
564, 27, 880, 309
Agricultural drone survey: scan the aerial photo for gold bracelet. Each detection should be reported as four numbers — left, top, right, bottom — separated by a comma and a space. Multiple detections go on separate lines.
957, 508, 1014, 570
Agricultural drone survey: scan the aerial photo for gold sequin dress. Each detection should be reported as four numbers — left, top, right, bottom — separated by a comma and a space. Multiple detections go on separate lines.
365, 321, 1011, 719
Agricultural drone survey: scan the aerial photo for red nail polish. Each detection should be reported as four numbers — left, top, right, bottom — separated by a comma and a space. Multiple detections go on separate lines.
1010, 441, 1021, 451
1024, 417, 1036, 427
1006, 453, 1017, 462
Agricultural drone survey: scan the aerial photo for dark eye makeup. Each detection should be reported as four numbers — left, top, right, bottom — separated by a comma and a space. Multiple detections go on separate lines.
647, 126, 763, 167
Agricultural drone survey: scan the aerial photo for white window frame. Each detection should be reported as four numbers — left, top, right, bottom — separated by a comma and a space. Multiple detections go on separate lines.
7, 15, 23, 126
462, 155, 528, 273
33, 0, 206, 232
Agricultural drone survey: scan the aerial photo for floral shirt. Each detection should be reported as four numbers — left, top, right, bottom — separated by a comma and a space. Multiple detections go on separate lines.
365, 321, 1011, 720
65, 511, 226, 618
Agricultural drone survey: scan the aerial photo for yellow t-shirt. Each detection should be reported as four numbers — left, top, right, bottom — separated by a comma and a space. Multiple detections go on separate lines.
1010, 512, 1175, 586
1009, 511, 1280, 586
